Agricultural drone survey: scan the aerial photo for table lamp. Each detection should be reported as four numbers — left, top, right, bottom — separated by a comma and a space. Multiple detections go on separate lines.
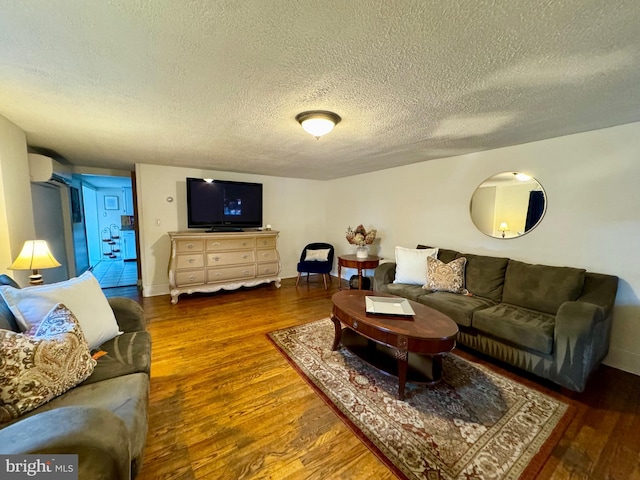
8, 240, 61, 285
498, 222, 510, 238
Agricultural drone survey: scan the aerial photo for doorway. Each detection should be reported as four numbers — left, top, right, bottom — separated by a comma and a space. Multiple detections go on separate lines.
77, 174, 139, 290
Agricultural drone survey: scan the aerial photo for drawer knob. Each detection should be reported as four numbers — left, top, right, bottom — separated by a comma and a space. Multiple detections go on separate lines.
243, 271, 250, 276
214, 272, 222, 277
187, 244, 193, 249
242, 241, 247, 246
242, 254, 248, 259
189, 275, 195, 281
188, 258, 195, 263
212, 242, 221, 246
264, 268, 270, 273
213, 256, 220, 261
353, 320, 358, 329
262, 252, 269, 257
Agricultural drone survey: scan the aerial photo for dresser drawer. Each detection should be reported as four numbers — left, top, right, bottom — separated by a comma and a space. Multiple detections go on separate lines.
256, 249, 278, 263
207, 265, 256, 283
206, 237, 255, 251
256, 236, 277, 248
176, 253, 204, 269
207, 250, 255, 267
175, 269, 205, 286
256, 262, 279, 277
176, 239, 204, 253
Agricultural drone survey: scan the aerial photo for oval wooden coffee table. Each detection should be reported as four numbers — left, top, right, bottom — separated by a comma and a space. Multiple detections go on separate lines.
331, 289, 458, 400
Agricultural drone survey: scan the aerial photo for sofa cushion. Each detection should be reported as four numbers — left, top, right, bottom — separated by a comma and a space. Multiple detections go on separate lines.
455, 253, 509, 302
0, 299, 19, 333
107, 297, 146, 333
0, 304, 96, 422
0, 275, 20, 289
0, 275, 20, 332
424, 256, 467, 293
386, 283, 429, 302
0, 271, 122, 350
417, 292, 496, 327
417, 245, 459, 264
502, 260, 586, 314
4, 373, 149, 470
472, 303, 556, 355
437, 249, 460, 264
393, 246, 438, 285
81, 331, 152, 386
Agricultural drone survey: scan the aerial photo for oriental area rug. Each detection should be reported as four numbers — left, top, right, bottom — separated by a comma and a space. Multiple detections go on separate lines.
268, 318, 573, 480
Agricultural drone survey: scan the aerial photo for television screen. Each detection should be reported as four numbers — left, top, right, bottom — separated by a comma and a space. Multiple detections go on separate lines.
186, 178, 263, 231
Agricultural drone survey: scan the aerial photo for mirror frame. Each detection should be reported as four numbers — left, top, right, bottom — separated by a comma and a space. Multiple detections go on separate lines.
469, 172, 546, 239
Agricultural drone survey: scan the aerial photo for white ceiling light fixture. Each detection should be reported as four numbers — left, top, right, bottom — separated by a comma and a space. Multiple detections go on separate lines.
296, 110, 341, 139
514, 172, 532, 181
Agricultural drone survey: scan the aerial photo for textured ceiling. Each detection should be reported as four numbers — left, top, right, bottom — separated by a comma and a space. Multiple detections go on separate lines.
1, 1, 639, 180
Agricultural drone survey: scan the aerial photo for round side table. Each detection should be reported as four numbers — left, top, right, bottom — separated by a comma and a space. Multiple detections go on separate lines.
337, 254, 381, 290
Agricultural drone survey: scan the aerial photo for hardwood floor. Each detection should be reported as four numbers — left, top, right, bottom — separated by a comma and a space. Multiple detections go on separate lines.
128, 277, 640, 480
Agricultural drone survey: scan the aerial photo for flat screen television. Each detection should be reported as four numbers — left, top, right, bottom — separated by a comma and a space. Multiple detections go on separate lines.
186, 178, 263, 231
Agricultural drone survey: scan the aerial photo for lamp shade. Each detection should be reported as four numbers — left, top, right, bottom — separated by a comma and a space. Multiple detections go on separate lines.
9, 240, 61, 270
498, 222, 509, 232
296, 110, 341, 138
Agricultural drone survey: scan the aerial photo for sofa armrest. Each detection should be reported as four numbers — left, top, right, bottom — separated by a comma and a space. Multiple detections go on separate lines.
554, 300, 610, 391
556, 300, 606, 339
0, 406, 131, 480
373, 262, 396, 291
576, 273, 618, 315
108, 297, 146, 333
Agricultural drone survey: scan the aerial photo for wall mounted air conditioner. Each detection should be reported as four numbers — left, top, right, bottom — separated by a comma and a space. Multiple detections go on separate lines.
28, 153, 71, 185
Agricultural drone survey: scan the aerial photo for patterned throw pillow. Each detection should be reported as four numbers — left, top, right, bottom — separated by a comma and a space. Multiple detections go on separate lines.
0, 303, 96, 423
423, 256, 468, 293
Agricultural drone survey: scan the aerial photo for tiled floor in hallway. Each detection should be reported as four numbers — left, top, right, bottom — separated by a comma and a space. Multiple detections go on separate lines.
91, 260, 138, 289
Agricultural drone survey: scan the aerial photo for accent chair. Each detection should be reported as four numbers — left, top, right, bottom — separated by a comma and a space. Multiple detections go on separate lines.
296, 243, 334, 289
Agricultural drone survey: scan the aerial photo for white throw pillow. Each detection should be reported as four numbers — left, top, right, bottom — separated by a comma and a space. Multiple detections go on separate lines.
304, 248, 331, 262
393, 246, 439, 285
0, 271, 121, 350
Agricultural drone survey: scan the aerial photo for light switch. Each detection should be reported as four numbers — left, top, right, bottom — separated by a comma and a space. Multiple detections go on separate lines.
155, 219, 161, 226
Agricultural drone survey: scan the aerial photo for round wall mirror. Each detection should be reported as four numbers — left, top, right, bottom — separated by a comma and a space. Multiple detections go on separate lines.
470, 172, 546, 239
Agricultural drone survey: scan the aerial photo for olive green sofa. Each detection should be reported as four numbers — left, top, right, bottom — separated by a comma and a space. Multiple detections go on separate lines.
0, 274, 150, 479
373, 247, 618, 392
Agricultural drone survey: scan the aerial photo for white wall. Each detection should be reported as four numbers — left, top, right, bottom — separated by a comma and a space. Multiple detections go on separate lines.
135, 163, 327, 296
324, 122, 640, 375
0, 115, 36, 285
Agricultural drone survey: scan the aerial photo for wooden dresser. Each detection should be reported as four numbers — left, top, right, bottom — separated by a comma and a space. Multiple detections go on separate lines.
168, 230, 281, 304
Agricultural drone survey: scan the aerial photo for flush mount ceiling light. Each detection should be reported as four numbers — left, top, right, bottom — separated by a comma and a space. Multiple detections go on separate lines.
514, 172, 532, 181
296, 110, 341, 139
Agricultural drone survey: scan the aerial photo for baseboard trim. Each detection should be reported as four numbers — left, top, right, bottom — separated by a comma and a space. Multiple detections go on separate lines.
603, 347, 640, 376
142, 284, 170, 297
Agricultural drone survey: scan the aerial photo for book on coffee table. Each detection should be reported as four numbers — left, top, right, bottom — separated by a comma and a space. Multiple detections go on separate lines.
365, 296, 415, 316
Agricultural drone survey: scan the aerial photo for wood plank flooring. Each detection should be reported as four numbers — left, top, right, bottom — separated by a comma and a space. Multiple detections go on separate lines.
126, 277, 640, 480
